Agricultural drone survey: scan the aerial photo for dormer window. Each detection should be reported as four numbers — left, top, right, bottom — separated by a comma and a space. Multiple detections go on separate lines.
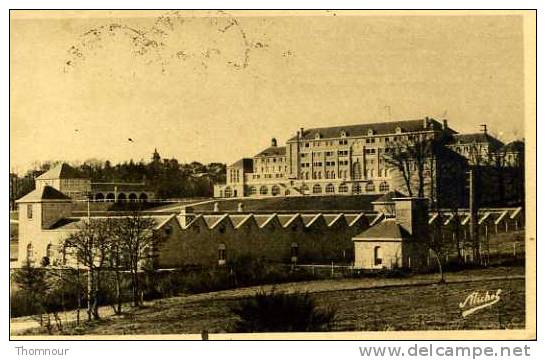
367, 129, 375, 136
314, 132, 322, 140
340, 130, 347, 138
395, 127, 402, 134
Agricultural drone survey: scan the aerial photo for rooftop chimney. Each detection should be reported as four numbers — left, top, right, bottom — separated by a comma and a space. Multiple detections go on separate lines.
423, 117, 429, 129
480, 124, 487, 134
271, 138, 277, 147
442, 119, 448, 130
300, 127, 304, 137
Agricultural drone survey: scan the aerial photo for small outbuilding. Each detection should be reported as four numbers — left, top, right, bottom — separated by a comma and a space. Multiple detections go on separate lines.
352, 197, 430, 270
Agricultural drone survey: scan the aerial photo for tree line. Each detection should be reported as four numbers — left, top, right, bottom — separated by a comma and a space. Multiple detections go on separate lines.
10, 150, 226, 206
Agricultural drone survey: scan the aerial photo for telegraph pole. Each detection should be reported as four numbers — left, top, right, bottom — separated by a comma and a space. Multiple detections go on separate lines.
468, 169, 480, 263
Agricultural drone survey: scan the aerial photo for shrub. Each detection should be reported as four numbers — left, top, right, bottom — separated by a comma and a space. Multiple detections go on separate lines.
230, 289, 336, 332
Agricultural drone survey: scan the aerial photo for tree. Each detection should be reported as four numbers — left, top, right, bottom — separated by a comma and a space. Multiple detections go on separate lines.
12, 261, 49, 325
426, 216, 450, 283
383, 136, 439, 198
62, 218, 114, 320
112, 213, 158, 307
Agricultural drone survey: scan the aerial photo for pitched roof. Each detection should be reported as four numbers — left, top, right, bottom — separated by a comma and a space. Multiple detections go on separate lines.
16, 186, 72, 203
502, 140, 524, 153
36, 163, 85, 180
353, 218, 410, 240
449, 133, 504, 150
288, 118, 450, 141
254, 146, 286, 157
228, 158, 254, 172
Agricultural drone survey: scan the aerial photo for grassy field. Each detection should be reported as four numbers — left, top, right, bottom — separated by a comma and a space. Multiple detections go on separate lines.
15, 267, 524, 335
190, 194, 381, 212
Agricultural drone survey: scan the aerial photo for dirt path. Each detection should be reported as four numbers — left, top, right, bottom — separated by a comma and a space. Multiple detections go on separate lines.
10, 266, 524, 335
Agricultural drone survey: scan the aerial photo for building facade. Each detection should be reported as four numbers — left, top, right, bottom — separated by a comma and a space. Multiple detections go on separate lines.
34, 163, 154, 201
214, 118, 523, 207
15, 188, 523, 271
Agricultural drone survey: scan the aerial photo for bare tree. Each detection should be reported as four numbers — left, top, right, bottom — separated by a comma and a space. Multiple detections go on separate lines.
62, 218, 114, 320
383, 136, 439, 198
426, 217, 450, 284
112, 213, 158, 307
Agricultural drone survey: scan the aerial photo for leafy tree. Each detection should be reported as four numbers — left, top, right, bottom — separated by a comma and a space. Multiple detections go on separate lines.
12, 262, 50, 327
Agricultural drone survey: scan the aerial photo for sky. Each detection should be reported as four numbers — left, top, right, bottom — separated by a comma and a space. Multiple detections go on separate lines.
10, 10, 526, 173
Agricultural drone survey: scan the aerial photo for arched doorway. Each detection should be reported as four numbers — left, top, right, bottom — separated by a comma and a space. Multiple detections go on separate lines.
118, 193, 127, 202
95, 193, 104, 201
128, 193, 138, 202
139, 193, 148, 202
106, 193, 115, 201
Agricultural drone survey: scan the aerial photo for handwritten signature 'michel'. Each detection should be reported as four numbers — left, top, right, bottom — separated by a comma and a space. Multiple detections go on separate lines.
459, 289, 502, 318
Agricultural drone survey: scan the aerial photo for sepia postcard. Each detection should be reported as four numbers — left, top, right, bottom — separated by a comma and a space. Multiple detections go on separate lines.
8, 9, 536, 340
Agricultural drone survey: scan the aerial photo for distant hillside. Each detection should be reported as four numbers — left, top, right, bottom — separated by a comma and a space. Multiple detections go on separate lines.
190, 195, 382, 213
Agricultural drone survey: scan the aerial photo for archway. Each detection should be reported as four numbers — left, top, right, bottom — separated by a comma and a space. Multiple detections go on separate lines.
106, 193, 115, 201
128, 193, 138, 202
95, 193, 105, 201
139, 193, 148, 201
271, 185, 280, 196
118, 193, 127, 202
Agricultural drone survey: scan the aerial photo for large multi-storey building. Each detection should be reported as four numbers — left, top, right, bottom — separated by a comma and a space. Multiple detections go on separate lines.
215, 117, 449, 198
214, 117, 523, 206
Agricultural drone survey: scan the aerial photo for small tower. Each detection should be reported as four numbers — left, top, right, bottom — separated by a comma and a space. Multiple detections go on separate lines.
16, 186, 72, 266
271, 138, 277, 147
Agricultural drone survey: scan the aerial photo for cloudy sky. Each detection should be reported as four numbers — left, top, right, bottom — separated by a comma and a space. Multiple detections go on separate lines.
10, 10, 526, 172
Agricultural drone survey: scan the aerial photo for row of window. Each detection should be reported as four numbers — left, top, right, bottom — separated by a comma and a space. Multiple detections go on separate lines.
258, 166, 288, 173
256, 157, 285, 164
301, 129, 425, 148
297, 181, 390, 194
229, 169, 240, 183
301, 166, 389, 180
